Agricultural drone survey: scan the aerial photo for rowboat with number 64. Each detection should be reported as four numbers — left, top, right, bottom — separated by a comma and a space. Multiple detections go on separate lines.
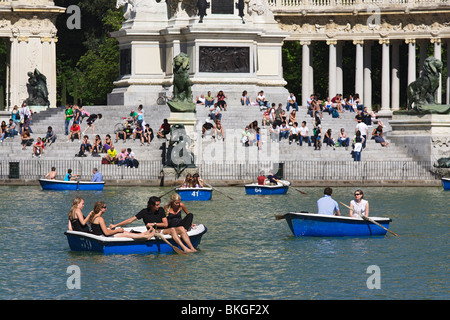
244, 180, 290, 195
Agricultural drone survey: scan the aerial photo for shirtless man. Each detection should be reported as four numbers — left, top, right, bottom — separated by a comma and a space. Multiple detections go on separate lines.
45, 167, 57, 180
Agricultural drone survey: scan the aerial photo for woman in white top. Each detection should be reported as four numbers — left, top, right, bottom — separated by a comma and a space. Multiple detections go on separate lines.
349, 189, 369, 218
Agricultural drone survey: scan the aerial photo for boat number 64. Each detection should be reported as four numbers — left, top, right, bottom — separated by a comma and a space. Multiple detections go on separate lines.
255, 188, 262, 193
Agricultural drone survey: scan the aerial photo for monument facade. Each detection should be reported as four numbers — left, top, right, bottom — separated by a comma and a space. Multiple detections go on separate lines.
0, 0, 64, 111
108, 0, 289, 106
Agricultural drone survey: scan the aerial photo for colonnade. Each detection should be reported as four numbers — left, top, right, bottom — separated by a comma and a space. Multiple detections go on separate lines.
299, 38, 450, 113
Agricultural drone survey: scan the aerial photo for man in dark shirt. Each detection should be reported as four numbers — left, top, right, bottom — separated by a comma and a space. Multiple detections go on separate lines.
109, 196, 193, 253
115, 124, 133, 143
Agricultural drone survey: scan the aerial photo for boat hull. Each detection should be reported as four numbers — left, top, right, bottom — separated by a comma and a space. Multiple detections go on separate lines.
283, 212, 392, 237
39, 179, 105, 191
176, 187, 212, 201
245, 182, 289, 195
442, 178, 450, 190
65, 224, 207, 254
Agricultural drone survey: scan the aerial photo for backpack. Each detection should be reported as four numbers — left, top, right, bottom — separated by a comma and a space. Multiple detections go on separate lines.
332, 108, 339, 118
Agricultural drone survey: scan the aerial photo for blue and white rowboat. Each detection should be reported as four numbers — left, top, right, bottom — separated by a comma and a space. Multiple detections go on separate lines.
65, 224, 207, 254
175, 187, 213, 201
245, 180, 290, 195
442, 177, 450, 190
39, 178, 105, 191
281, 212, 392, 237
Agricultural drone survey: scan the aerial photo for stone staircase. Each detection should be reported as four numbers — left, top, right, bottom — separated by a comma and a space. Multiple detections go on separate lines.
0, 102, 416, 163
195, 103, 414, 162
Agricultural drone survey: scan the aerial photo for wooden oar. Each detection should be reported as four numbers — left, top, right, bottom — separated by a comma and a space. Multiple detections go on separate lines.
339, 201, 399, 237
275, 214, 287, 220
158, 185, 181, 198
204, 182, 233, 200
154, 232, 186, 255
277, 180, 307, 195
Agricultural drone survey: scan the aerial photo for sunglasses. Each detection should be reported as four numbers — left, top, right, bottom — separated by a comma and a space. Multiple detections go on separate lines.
354, 193, 361, 196
102, 206, 107, 209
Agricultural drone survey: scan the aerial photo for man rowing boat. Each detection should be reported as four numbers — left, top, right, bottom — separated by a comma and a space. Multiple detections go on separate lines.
109, 196, 196, 253
317, 187, 340, 216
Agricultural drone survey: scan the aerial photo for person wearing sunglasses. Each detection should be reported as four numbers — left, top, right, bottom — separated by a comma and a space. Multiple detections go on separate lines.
349, 189, 369, 218
89, 201, 154, 240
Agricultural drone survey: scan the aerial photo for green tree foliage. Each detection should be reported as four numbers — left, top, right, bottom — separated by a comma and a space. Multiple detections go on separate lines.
55, 0, 123, 105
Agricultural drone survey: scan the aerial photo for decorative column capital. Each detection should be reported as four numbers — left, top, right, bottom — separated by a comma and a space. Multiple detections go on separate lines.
17, 36, 29, 43
353, 40, 364, 46
405, 39, 416, 45
379, 39, 390, 45
40, 37, 53, 43
326, 39, 337, 46
299, 40, 311, 46
430, 38, 441, 44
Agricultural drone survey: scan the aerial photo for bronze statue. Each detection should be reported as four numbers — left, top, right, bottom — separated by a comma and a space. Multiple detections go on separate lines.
167, 53, 196, 113
405, 57, 450, 114
25, 69, 50, 106
197, 0, 209, 23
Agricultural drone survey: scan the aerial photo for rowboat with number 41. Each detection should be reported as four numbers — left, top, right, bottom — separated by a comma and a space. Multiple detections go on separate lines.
175, 187, 213, 201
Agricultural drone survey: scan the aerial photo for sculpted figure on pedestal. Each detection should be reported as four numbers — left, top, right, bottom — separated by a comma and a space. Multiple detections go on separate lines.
406, 57, 450, 114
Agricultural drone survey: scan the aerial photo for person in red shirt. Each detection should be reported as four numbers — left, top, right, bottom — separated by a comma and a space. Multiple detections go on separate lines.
257, 172, 268, 185
32, 137, 45, 157
68, 122, 81, 142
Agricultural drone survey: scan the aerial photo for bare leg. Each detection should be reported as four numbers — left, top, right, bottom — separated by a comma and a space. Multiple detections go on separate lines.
162, 228, 192, 252
175, 226, 197, 252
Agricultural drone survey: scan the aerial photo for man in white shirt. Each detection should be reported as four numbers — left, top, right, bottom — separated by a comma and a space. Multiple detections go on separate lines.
256, 91, 269, 110
299, 121, 311, 146
356, 120, 369, 149
286, 93, 298, 112
279, 121, 290, 141
289, 122, 300, 145
126, 148, 138, 168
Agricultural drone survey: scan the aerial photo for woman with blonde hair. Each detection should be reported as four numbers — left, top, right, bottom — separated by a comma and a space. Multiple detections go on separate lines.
68, 197, 91, 233
164, 194, 197, 252
89, 201, 155, 240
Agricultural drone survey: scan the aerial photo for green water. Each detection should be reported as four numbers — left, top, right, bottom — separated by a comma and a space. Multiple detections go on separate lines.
0, 186, 448, 300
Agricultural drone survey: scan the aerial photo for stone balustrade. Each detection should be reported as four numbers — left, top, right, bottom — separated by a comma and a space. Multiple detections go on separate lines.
268, 0, 450, 12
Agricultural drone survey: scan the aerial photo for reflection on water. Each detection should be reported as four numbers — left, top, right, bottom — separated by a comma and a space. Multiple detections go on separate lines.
0, 186, 448, 299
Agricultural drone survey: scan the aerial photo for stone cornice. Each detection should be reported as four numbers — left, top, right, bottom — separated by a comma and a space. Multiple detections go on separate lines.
277, 15, 450, 41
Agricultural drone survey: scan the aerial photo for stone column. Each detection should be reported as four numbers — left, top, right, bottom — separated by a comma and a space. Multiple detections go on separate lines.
419, 40, 427, 76
363, 41, 372, 110
336, 41, 343, 95
391, 40, 400, 111
432, 38, 442, 104
379, 39, 391, 115
309, 43, 314, 94
327, 40, 337, 98
447, 41, 450, 104
301, 40, 311, 107
406, 39, 416, 86
354, 40, 364, 102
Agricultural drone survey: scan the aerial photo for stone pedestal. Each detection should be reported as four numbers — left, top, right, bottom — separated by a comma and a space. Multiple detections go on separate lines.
389, 114, 450, 162
168, 112, 197, 137
108, 1, 289, 107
